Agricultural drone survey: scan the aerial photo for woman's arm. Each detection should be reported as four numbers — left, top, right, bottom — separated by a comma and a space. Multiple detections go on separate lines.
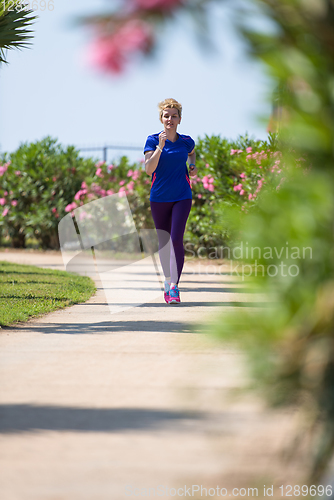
145, 149, 161, 176
145, 131, 166, 175
188, 149, 197, 177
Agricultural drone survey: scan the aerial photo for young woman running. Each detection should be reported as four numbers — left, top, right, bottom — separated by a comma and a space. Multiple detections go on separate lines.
144, 98, 197, 304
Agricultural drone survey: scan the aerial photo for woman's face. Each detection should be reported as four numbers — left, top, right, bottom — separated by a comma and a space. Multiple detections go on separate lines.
161, 107, 181, 131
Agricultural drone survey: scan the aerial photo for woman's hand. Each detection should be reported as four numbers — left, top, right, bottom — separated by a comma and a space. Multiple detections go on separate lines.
189, 165, 197, 177
159, 131, 167, 150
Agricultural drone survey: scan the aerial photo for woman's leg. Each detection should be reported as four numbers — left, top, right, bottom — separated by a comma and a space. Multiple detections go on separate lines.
150, 201, 173, 279
170, 199, 192, 285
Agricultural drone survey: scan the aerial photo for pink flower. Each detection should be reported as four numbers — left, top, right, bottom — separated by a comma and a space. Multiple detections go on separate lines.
127, 170, 133, 177
4, 191, 8, 196
205, 163, 210, 168
197, 193, 202, 199
240, 173, 246, 179
248, 194, 253, 200
87, 19, 153, 74
133, 0, 183, 11
52, 207, 57, 213
11, 200, 18, 206
202, 176, 208, 183
246, 147, 252, 153
95, 161, 105, 168
107, 189, 114, 195
240, 189, 245, 195
0, 198, 5, 206
81, 181, 88, 189
15, 170, 21, 176
2, 207, 9, 216
208, 177, 214, 184
127, 181, 135, 191
74, 189, 87, 200
208, 184, 214, 192
230, 149, 237, 155
132, 170, 140, 180
52, 176, 57, 182
233, 184, 242, 192
119, 180, 126, 186
107, 164, 114, 172
0, 165, 8, 176
65, 202, 77, 212
96, 167, 104, 178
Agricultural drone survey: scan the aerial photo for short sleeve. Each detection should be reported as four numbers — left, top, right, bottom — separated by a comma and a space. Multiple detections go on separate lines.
181, 135, 195, 153
187, 137, 195, 153
144, 135, 157, 154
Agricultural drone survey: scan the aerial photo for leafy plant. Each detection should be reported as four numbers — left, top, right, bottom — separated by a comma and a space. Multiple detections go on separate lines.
0, 137, 96, 248
0, 0, 37, 64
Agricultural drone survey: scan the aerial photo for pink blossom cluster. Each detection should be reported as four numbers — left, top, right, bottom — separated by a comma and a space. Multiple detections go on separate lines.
1, 197, 18, 217
132, 0, 183, 11
65, 162, 145, 210
0, 161, 10, 176
65, 201, 78, 213
189, 174, 200, 186
74, 188, 88, 201
246, 150, 268, 166
271, 160, 282, 174
88, 19, 153, 74
202, 175, 214, 192
52, 207, 59, 219
127, 169, 140, 181
233, 183, 245, 196
230, 149, 243, 155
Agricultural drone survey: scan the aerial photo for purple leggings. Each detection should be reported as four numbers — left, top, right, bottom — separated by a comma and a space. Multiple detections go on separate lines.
150, 199, 192, 285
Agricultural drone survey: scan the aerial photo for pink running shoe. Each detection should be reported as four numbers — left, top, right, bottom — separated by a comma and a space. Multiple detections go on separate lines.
169, 285, 180, 304
164, 281, 171, 304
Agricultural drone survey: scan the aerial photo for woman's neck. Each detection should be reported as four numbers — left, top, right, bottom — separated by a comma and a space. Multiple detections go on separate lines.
165, 129, 178, 142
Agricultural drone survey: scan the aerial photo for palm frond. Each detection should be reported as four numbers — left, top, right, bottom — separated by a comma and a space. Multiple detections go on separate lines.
0, 1, 37, 63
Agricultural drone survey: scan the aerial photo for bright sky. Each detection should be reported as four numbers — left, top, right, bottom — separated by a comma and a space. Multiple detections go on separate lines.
0, 0, 272, 164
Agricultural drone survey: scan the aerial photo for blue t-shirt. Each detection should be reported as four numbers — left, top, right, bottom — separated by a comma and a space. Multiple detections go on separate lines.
144, 132, 195, 202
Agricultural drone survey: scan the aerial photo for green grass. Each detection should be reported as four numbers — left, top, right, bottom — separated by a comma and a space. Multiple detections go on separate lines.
0, 261, 96, 327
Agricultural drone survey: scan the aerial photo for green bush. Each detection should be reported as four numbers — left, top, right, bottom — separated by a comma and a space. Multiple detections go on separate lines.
0, 137, 96, 249
0, 134, 283, 251
184, 133, 281, 253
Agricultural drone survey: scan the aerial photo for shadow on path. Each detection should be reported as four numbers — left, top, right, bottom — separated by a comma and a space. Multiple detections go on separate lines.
0, 404, 206, 434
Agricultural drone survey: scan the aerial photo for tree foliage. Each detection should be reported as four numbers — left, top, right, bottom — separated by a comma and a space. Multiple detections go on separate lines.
0, 0, 37, 64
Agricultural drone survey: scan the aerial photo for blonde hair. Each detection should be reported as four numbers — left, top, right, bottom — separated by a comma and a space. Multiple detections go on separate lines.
158, 98, 182, 123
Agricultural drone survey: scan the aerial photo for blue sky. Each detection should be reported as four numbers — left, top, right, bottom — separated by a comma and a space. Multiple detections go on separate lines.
0, 0, 272, 164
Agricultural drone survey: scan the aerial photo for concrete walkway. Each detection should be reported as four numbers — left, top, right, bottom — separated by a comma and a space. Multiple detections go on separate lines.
0, 250, 306, 500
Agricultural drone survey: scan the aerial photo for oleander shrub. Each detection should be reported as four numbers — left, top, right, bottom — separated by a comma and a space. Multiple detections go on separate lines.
0, 133, 286, 251
0, 137, 96, 249
184, 133, 283, 254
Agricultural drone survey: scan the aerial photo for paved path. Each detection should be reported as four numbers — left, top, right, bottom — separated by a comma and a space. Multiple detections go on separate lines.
0, 250, 306, 500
